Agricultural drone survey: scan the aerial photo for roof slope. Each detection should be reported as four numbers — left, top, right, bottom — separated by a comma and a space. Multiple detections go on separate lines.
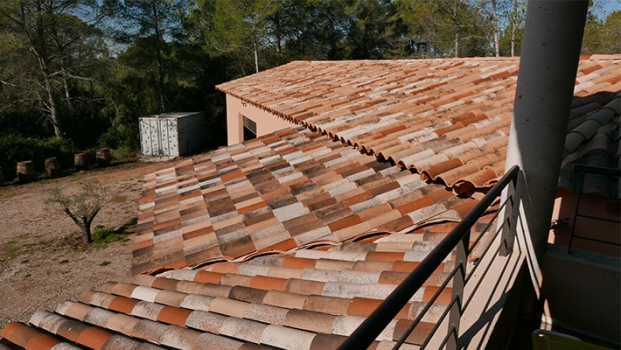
1, 56, 619, 349
2, 124, 497, 349
3, 215, 501, 349
217, 56, 621, 193
132, 126, 478, 275
559, 91, 621, 198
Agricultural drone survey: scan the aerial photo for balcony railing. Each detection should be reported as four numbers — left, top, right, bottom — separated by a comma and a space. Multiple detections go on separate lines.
568, 164, 621, 254
339, 165, 520, 350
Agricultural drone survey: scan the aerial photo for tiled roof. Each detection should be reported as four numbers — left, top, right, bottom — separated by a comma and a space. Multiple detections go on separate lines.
217, 56, 621, 194
2, 214, 503, 349
559, 91, 621, 198
2, 56, 619, 349
132, 126, 478, 275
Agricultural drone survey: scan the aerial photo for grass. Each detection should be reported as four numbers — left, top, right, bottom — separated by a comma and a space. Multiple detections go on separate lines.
56, 218, 136, 250
0, 240, 25, 264
111, 195, 126, 203
61, 232, 77, 241
90, 220, 135, 249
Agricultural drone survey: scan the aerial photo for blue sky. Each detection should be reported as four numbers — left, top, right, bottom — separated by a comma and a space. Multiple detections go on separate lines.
600, 0, 620, 17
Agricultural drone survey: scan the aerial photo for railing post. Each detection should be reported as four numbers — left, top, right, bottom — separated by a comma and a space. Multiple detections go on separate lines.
568, 170, 586, 254
448, 229, 469, 350
500, 170, 519, 256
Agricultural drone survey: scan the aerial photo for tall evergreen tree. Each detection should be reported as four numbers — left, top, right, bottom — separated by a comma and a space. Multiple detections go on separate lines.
0, 0, 104, 138
103, 0, 188, 113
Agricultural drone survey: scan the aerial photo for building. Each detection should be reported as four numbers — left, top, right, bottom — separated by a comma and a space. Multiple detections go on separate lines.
1, 5, 619, 347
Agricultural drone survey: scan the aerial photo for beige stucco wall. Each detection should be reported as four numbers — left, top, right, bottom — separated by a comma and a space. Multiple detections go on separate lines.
542, 244, 620, 345
549, 188, 620, 257
226, 94, 295, 146
545, 189, 620, 344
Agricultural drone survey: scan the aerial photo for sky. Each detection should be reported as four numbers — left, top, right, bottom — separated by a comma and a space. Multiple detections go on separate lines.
600, 0, 621, 17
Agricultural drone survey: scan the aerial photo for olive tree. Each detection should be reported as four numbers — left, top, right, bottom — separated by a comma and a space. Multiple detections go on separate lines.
45, 180, 106, 244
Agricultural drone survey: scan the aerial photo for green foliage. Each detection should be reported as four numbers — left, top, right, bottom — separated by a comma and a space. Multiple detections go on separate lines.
0, 0, 613, 158
91, 225, 131, 248
583, 10, 621, 54
0, 0, 107, 139
396, 0, 491, 58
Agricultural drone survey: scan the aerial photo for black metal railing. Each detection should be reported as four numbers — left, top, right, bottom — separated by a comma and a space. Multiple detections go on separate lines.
568, 164, 621, 254
339, 165, 520, 350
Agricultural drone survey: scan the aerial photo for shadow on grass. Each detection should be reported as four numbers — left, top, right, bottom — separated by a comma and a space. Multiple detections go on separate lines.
91, 217, 138, 248
59, 217, 138, 250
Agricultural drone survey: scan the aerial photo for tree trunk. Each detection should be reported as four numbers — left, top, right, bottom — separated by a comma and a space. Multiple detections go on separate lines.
511, 27, 516, 56
52, 31, 73, 108
35, 53, 64, 137
81, 217, 93, 245
454, 31, 459, 58
63, 208, 93, 244
153, 2, 166, 112
276, 36, 282, 66
492, 0, 500, 57
253, 35, 260, 73
511, 0, 518, 57
453, 0, 459, 58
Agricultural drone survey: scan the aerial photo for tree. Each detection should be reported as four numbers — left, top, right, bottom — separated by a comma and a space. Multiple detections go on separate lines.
0, 0, 104, 138
45, 180, 106, 245
206, 0, 275, 75
396, 0, 490, 58
103, 0, 188, 113
343, 0, 405, 59
504, 0, 525, 56
473, 0, 507, 57
583, 10, 621, 54
477, 0, 525, 56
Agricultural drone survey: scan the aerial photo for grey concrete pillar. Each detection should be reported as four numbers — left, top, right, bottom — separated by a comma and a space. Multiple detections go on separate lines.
504, 1, 588, 259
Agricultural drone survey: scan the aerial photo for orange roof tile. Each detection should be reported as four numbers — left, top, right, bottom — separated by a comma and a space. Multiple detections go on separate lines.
217, 56, 621, 193
2, 56, 619, 350
131, 126, 476, 275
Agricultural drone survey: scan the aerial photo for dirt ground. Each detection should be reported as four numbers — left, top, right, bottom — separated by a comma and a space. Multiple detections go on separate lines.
0, 160, 170, 329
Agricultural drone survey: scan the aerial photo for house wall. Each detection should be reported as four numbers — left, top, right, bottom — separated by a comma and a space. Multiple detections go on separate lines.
550, 188, 620, 257
541, 244, 620, 345
544, 189, 620, 345
226, 94, 295, 145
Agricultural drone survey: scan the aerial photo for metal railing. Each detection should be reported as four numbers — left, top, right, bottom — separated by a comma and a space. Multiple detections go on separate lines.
339, 165, 520, 350
568, 164, 621, 254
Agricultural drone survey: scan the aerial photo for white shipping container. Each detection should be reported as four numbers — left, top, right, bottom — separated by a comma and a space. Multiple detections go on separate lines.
139, 112, 206, 157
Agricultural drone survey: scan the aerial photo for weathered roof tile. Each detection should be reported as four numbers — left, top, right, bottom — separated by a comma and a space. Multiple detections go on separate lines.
4, 56, 619, 350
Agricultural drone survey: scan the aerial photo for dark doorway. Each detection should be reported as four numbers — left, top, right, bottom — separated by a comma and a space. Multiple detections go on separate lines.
243, 116, 257, 141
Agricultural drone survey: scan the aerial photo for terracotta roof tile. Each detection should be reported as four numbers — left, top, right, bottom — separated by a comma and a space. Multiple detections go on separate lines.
1, 322, 65, 350
559, 91, 621, 197
106, 313, 142, 336
130, 127, 471, 274
4, 56, 619, 350
218, 57, 619, 193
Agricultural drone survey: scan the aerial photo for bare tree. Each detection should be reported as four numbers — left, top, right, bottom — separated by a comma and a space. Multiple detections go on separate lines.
45, 180, 106, 245
507, 0, 526, 56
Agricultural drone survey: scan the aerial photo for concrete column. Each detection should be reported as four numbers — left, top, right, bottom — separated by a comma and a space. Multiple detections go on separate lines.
504, 1, 588, 260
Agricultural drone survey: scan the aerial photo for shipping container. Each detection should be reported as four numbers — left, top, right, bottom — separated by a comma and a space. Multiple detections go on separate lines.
139, 112, 206, 157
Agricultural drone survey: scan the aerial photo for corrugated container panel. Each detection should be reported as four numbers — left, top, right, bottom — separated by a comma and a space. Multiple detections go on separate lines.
139, 112, 206, 157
